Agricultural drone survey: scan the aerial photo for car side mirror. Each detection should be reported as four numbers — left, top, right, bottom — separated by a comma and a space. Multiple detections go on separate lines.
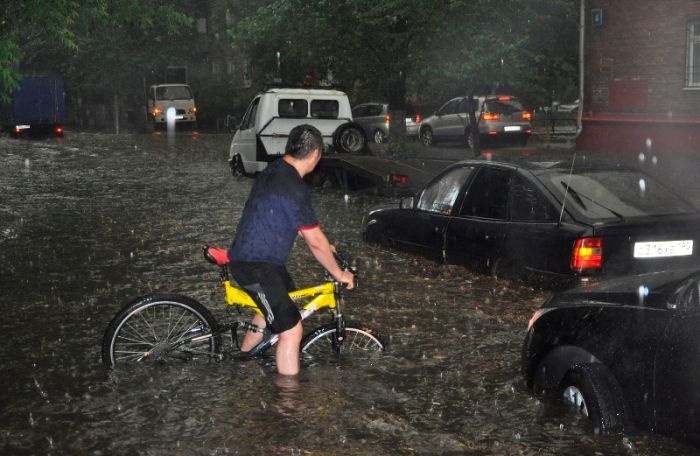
400, 196, 414, 209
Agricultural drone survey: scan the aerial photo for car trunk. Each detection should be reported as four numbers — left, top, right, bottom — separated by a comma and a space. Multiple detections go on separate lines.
592, 213, 700, 276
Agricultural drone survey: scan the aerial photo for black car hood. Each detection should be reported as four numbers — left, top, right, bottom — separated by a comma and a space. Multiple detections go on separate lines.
545, 268, 700, 309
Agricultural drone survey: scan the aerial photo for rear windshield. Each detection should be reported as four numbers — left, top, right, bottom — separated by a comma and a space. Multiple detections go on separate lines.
483, 98, 524, 114
155, 85, 192, 100
278, 99, 308, 118
544, 169, 694, 220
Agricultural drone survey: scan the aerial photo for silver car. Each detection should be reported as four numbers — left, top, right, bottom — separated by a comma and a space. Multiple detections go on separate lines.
419, 95, 532, 147
352, 102, 422, 143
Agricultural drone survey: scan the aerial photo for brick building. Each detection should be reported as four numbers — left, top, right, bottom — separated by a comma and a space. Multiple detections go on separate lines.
577, 0, 700, 152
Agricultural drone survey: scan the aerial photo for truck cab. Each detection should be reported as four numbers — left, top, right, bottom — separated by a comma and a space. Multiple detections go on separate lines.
147, 84, 197, 130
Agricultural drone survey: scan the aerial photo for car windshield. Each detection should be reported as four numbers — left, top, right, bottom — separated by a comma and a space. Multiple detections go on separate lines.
544, 169, 694, 220
483, 98, 524, 114
155, 85, 192, 100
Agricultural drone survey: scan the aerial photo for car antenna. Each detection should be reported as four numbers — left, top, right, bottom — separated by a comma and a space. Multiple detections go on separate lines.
558, 149, 577, 227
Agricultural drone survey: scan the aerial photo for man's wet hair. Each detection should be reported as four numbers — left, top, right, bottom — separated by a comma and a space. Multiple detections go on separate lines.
285, 124, 323, 158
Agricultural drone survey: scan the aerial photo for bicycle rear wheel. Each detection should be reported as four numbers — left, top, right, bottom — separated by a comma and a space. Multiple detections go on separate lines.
102, 293, 221, 368
300, 322, 384, 360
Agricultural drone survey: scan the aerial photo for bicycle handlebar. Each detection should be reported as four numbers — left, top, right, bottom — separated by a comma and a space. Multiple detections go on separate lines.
326, 251, 357, 288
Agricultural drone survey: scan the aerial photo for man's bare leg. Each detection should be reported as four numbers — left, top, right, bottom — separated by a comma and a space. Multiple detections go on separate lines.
240, 314, 266, 352
275, 321, 303, 375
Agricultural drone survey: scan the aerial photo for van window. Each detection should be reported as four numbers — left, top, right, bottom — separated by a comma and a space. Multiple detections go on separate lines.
279, 99, 308, 118
310, 100, 339, 119
240, 97, 260, 130
155, 85, 193, 100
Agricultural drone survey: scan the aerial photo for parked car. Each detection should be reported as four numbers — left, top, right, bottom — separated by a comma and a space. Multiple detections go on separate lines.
522, 268, 700, 445
228, 88, 366, 175
147, 83, 197, 130
352, 102, 422, 143
361, 158, 700, 285
419, 95, 532, 148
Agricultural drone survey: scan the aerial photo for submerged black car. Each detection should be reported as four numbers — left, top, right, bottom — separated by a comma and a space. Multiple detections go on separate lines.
361, 158, 700, 284
522, 268, 700, 446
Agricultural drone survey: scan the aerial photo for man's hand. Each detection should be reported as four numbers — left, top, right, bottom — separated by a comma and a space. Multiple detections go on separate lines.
337, 270, 355, 290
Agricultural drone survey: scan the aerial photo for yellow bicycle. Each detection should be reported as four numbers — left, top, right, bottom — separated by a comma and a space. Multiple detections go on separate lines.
101, 246, 384, 368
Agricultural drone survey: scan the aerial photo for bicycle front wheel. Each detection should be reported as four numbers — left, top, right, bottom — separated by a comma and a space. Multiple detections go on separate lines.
102, 293, 221, 368
301, 322, 384, 360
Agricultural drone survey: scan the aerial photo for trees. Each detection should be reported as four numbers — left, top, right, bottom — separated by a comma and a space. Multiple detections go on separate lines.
231, 0, 579, 111
0, 0, 79, 101
1, 0, 193, 131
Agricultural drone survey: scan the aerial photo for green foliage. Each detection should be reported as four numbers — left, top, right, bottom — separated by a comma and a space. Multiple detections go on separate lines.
0, 0, 194, 103
0, 0, 80, 101
230, 0, 579, 110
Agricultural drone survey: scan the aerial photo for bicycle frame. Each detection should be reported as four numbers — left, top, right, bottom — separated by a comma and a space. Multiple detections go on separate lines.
209, 249, 345, 356
222, 278, 338, 319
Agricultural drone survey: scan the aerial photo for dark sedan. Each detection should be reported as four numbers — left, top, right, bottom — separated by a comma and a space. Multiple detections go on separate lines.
521, 268, 700, 445
361, 158, 700, 285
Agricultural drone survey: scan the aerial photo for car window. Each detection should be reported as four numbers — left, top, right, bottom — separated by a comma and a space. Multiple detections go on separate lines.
510, 174, 556, 221
366, 104, 384, 116
459, 167, 511, 220
440, 100, 460, 115
240, 96, 260, 130
457, 98, 473, 113
352, 105, 367, 117
483, 98, 524, 114
155, 85, 192, 100
545, 170, 695, 220
310, 100, 339, 119
417, 166, 475, 214
279, 99, 308, 118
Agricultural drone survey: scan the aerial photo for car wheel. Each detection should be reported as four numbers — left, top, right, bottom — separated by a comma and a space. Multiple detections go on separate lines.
420, 127, 434, 147
466, 128, 480, 150
373, 129, 387, 143
334, 123, 367, 154
560, 363, 627, 434
229, 154, 246, 178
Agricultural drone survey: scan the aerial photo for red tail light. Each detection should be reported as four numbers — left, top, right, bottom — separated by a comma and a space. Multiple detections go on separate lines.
384, 114, 391, 122
414, 114, 422, 123
390, 174, 407, 185
482, 112, 500, 121
571, 237, 603, 271
522, 111, 533, 121
497, 96, 512, 101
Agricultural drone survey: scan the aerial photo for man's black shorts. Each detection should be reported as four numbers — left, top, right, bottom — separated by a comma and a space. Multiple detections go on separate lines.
228, 261, 300, 334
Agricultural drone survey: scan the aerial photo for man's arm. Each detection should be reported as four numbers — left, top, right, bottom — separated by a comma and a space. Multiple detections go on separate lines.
298, 226, 355, 289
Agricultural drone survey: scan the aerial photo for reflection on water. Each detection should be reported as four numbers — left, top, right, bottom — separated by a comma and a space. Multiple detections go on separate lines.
0, 132, 697, 455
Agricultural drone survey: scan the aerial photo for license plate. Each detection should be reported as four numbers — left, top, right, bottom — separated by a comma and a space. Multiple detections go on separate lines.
175, 115, 184, 120
634, 240, 693, 258
504, 126, 521, 132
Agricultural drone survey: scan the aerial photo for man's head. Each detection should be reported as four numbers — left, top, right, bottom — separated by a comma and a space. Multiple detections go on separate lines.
285, 124, 324, 159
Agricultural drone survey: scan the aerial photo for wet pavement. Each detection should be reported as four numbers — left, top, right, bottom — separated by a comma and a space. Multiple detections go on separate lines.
1, 131, 698, 455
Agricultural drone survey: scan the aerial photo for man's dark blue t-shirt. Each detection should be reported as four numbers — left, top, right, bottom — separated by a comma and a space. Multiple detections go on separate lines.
229, 159, 318, 265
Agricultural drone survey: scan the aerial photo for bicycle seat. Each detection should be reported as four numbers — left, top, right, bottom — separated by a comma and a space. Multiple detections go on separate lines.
203, 246, 230, 266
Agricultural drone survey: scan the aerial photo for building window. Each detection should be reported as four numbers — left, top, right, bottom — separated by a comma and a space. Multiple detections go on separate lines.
686, 19, 700, 88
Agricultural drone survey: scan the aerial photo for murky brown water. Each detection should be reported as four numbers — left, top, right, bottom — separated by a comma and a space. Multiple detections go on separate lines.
1, 131, 697, 455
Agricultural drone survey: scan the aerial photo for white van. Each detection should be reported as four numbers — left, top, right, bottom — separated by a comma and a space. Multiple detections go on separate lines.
228, 88, 366, 175
147, 84, 197, 130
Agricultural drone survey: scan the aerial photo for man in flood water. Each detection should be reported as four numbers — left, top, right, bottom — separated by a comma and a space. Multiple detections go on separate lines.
228, 124, 354, 376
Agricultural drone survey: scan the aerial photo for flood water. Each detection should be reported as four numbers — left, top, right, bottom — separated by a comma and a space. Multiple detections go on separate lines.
1, 131, 697, 455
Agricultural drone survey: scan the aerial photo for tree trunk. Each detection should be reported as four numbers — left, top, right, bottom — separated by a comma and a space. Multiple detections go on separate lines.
113, 92, 120, 134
